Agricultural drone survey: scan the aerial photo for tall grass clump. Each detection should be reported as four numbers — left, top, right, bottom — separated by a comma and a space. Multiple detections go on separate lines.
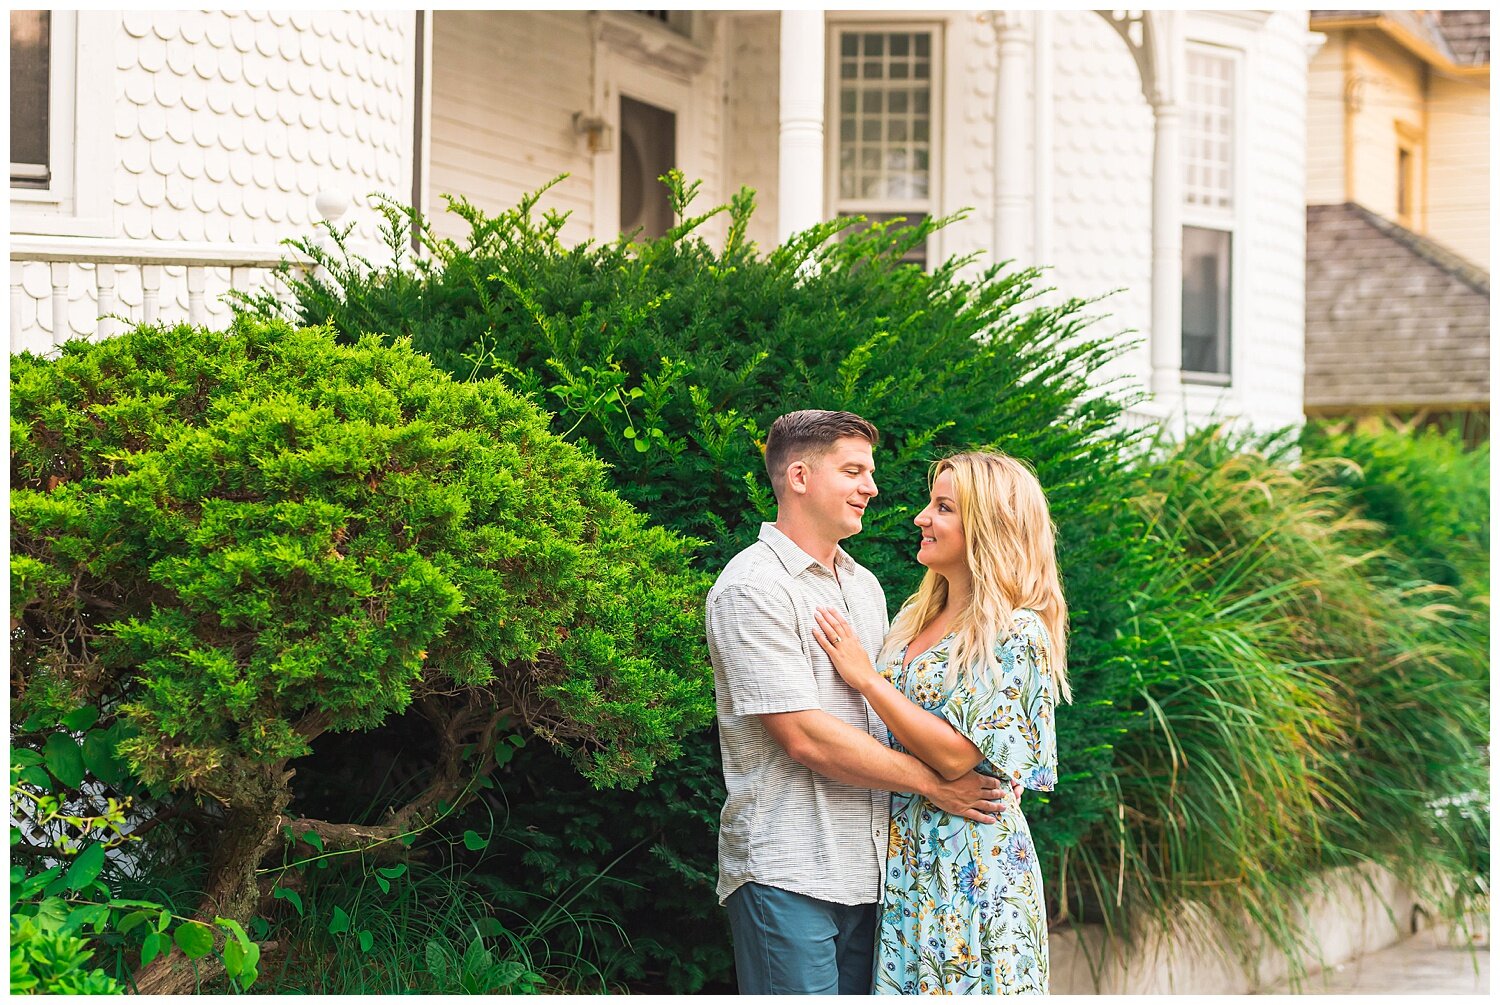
1064, 424, 1488, 982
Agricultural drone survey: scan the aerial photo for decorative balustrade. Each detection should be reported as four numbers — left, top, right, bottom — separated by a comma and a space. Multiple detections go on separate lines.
9, 193, 348, 354
9, 237, 313, 351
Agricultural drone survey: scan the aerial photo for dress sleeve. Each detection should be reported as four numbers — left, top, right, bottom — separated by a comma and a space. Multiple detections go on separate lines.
936, 616, 1058, 791
707, 583, 821, 717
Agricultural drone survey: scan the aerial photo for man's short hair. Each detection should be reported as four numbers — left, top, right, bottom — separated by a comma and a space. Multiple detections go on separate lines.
764, 409, 880, 500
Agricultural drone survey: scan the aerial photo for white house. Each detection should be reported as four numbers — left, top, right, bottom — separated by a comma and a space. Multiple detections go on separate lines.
9, 10, 1315, 433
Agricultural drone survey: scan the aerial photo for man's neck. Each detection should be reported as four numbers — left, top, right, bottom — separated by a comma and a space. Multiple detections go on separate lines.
772, 514, 841, 572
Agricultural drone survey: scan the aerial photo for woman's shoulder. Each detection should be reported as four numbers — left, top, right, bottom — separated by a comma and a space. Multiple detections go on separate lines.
997, 608, 1049, 654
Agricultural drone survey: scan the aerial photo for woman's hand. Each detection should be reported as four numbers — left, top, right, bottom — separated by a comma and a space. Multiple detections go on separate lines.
812, 607, 879, 692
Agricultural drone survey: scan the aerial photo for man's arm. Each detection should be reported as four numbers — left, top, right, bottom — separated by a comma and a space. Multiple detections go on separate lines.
761, 709, 1007, 823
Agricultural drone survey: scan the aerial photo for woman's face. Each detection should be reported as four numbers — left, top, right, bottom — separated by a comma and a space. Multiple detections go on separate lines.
915, 468, 966, 573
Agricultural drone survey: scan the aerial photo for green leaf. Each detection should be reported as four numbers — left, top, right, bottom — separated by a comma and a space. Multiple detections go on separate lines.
18, 765, 51, 791
357, 929, 373, 953
224, 938, 247, 979
174, 924, 214, 960
65, 842, 106, 892
118, 910, 151, 935
375, 875, 390, 894
472, 916, 505, 938
623, 426, 636, 439
66, 903, 109, 935
15, 865, 62, 901
328, 905, 350, 935
425, 940, 449, 982
9, 747, 43, 767
174, 920, 214, 959
81, 730, 125, 785
61, 706, 100, 731
271, 886, 304, 917
301, 830, 325, 853
141, 930, 164, 966
42, 733, 85, 788
376, 864, 407, 880
462, 830, 488, 851
156, 908, 171, 933
214, 916, 251, 952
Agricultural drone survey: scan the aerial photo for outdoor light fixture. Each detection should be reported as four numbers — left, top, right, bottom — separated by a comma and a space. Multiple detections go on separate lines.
572, 112, 613, 153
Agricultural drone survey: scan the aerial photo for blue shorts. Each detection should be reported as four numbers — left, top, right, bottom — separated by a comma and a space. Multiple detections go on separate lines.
725, 882, 877, 995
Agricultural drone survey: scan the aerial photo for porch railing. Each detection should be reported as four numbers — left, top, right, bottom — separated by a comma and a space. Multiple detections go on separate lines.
9, 236, 313, 353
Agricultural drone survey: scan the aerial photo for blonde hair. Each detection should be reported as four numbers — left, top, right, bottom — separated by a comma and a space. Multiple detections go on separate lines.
878, 451, 1072, 703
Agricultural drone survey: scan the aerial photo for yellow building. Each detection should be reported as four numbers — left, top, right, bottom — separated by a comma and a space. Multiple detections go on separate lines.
1304, 10, 1489, 438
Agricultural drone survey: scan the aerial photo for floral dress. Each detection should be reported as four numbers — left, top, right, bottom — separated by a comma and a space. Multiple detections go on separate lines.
874, 609, 1059, 996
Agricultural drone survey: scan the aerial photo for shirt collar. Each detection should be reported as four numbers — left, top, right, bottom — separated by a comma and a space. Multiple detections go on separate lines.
758, 522, 856, 577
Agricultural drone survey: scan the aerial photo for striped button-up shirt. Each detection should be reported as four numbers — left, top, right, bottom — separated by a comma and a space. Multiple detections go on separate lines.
707, 522, 890, 906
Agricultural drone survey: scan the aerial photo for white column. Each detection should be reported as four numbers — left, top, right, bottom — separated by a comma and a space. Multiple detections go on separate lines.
1147, 14, 1185, 396
777, 11, 826, 243
1032, 11, 1053, 266
992, 12, 1030, 265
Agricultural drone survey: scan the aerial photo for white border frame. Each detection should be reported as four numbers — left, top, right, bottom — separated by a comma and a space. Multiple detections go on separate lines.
823, 15, 946, 264
1179, 35, 1247, 389
590, 12, 709, 241
11, 11, 116, 237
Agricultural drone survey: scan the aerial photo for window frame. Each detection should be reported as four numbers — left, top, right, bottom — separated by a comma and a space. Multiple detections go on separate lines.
590, 10, 707, 242
10, 11, 115, 237
1394, 119, 1422, 230
1179, 39, 1245, 387
823, 17, 945, 268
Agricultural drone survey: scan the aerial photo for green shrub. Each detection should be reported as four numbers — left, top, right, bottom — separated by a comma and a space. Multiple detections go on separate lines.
244, 177, 1153, 989
10, 318, 708, 992
10, 915, 123, 994
1302, 419, 1489, 595
247, 179, 1487, 989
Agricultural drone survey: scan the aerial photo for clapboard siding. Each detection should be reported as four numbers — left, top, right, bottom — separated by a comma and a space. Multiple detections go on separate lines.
1426, 75, 1490, 268
1306, 32, 1347, 204
428, 11, 595, 243
1346, 34, 1426, 225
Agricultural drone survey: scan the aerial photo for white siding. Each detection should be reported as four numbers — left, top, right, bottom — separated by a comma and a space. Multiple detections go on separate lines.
1047, 10, 1156, 401
428, 11, 596, 246
13, 10, 414, 353
723, 14, 781, 254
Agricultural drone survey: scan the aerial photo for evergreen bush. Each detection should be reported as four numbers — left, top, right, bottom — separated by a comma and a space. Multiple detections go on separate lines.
10, 318, 709, 992
244, 179, 1488, 990
244, 177, 1155, 989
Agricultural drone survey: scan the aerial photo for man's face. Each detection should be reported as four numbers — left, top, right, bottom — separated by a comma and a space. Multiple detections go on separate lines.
796, 436, 878, 540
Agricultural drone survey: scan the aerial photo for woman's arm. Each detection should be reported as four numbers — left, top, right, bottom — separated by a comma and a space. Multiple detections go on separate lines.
813, 608, 984, 782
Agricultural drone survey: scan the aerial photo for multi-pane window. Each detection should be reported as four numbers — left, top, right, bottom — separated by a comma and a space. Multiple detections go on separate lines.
830, 27, 938, 268
11, 10, 50, 189
1181, 46, 1236, 380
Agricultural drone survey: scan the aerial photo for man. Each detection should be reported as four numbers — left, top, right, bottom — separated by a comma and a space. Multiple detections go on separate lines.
707, 409, 1011, 995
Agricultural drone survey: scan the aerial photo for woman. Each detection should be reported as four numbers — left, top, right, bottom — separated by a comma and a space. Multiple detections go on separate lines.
813, 451, 1070, 995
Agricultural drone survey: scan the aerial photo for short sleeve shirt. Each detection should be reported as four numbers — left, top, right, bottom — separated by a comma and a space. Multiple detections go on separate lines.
707, 523, 890, 906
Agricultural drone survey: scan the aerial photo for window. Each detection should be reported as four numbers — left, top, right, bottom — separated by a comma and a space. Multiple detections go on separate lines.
11, 11, 114, 237
619, 95, 676, 239
633, 11, 692, 38
1394, 121, 1420, 229
11, 10, 50, 189
828, 26, 940, 268
1181, 46, 1237, 382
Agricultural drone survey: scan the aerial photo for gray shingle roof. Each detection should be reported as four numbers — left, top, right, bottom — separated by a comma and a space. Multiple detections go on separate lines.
1305, 203, 1490, 411
1436, 11, 1489, 66
1309, 10, 1489, 68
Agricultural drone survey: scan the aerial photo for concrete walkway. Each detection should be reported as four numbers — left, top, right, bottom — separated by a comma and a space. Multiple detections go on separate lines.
1261, 933, 1488, 995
